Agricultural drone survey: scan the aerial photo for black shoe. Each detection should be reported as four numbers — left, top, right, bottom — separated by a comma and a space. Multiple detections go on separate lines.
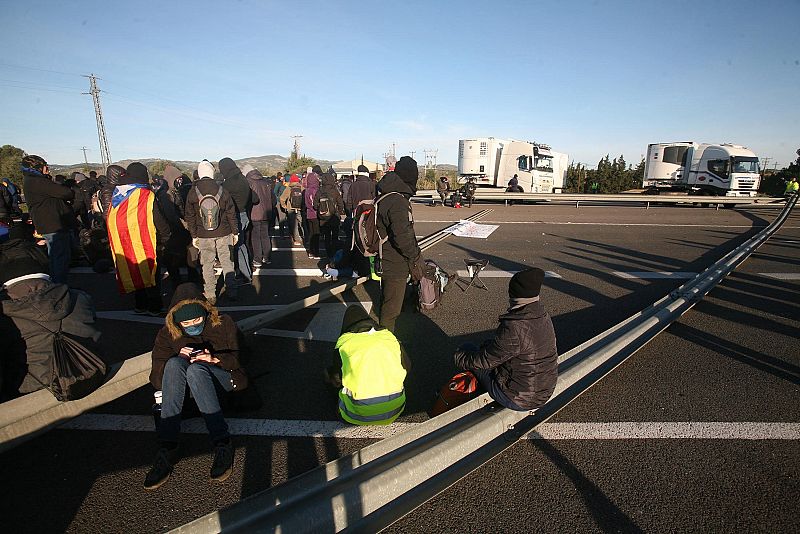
210, 439, 234, 482
143, 446, 178, 490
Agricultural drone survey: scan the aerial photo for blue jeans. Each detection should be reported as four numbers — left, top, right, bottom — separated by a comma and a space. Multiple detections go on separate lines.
159, 357, 233, 444
236, 211, 252, 280
471, 367, 525, 411
43, 230, 72, 284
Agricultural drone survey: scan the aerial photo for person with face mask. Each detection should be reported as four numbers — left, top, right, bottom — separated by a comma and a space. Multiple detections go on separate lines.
144, 282, 249, 490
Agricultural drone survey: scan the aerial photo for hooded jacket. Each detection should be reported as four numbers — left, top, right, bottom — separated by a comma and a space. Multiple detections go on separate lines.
1, 280, 101, 394
22, 169, 75, 234
454, 301, 558, 410
0, 184, 17, 222
185, 177, 239, 239
99, 165, 127, 217
246, 169, 275, 222
303, 172, 320, 220
349, 175, 376, 211
314, 173, 345, 220
375, 168, 421, 279
219, 158, 254, 214
150, 283, 248, 391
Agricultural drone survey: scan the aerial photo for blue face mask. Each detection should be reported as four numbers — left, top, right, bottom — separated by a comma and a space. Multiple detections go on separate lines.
182, 319, 205, 336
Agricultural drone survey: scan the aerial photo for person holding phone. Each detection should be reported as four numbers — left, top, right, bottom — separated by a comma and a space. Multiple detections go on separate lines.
144, 282, 249, 490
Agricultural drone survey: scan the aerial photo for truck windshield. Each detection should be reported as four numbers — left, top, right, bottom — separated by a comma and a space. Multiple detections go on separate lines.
535, 157, 553, 172
732, 157, 759, 174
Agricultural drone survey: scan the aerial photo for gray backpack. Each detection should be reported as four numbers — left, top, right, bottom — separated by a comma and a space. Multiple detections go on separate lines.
196, 186, 223, 231
418, 259, 452, 312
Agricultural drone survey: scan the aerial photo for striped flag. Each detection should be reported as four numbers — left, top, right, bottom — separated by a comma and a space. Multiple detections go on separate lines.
107, 185, 158, 294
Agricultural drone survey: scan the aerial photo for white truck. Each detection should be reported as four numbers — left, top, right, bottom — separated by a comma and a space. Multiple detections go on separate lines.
643, 142, 760, 197
458, 137, 568, 193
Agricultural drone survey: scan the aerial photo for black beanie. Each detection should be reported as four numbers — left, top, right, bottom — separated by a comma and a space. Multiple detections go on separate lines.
508, 268, 545, 298
340, 305, 372, 334
0, 253, 49, 286
357, 164, 369, 174
395, 156, 418, 191
126, 162, 149, 184
312, 165, 322, 175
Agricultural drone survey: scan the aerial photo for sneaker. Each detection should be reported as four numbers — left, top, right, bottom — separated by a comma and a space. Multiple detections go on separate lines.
292, 241, 302, 246
143, 446, 178, 490
209, 440, 234, 482
252, 261, 263, 269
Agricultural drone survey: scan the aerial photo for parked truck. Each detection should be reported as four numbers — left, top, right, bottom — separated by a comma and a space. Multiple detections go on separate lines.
458, 137, 568, 193
643, 142, 760, 197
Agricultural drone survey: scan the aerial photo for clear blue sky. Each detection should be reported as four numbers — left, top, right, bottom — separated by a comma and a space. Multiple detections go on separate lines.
1, 0, 798, 168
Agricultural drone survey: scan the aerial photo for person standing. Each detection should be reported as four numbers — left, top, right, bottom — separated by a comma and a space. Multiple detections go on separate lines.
21, 155, 75, 284
375, 156, 425, 333
219, 158, 255, 283
243, 165, 274, 267
280, 174, 304, 246
185, 160, 239, 304
436, 176, 450, 206
348, 165, 377, 276
304, 167, 321, 259
273, 173, 289, 238
314, 171, 346, 259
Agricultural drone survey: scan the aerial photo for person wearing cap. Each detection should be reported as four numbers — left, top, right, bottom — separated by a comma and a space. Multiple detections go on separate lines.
453, 267, 558, 411
21, 155, 76, 284
375, 156, 426, 333
0, 243, 100, 399
145, 282, 248, 489
325, 305, 410, 425
185, 160, 239, 304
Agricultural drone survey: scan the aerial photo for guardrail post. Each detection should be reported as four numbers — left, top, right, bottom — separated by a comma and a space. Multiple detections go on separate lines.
646, 201, 650, 210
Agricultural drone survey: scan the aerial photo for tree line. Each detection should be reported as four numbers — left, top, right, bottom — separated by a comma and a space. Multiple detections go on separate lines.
564, 155, 646, 193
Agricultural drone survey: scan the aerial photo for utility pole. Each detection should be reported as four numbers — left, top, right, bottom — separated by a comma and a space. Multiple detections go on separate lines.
290, 135, 303, 157
83, 74, 111, 171
760, 156, 771, 176
81, 146, 90, 171
423, 148, 438, 177
409, 150, 416, 160
384, 143, 397, 169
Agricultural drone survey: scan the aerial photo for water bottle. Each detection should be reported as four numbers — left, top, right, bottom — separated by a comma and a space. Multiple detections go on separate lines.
152, 390, 162, 431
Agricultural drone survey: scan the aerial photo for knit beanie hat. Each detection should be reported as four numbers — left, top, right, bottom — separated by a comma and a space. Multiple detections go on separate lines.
126, 162, 149, 184
289, 174, 300, 183
340, 305, 373, 334
0, 253, 49, 286
508, 268, 545, 298
173, 302, 207, 324
312, 165, 322, 175
395, 156, 418, 192
356, 164, 369, 176
198, 160, 215, 179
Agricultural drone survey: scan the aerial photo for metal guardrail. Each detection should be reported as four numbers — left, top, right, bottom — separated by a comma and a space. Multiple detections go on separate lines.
171, 194, 797, 533
0, 210, 492, 453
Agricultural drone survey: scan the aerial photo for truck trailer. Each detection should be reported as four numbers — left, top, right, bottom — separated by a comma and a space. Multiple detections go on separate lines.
458, 137, 568, 193
643, 142, 760, 197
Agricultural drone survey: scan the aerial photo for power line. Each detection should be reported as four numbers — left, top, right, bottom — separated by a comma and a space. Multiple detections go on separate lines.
83, 74, 111, 170
0, 62, 82, 77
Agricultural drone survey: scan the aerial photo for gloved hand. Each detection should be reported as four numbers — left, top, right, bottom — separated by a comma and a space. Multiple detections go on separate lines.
192, 237, 199, 249
410, 253, 426, 283
231, 234, 239, 246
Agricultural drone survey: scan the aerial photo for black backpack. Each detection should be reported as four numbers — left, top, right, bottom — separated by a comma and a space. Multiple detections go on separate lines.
33, 326, 107, 402
318, 195, 333, 219
289, 186, 303, 210
196, 186, 223, 231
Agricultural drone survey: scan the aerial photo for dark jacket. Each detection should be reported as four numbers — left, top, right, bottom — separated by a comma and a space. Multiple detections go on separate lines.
454, 301, 558, 410
22, 170, 75, 234
376, 172, 421, 279
153, 185, 190, 256
0, 184, 16, 222
1, 279, 101, 395
246, 170, 275, 222
436, 178, 450, 194
0, 236, 50, 276
350, 175, 376, 209
304, 173, 320, 220
109, 172, 172, 252
339, 176, 353, 213
219, 158, 254, 214
314, 173, 345, 221
150, 283, 248, 391
99, 165, 126, 217
185, 177, 239, 239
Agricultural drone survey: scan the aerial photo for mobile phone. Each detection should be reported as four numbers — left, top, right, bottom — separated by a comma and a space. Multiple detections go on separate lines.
188, 348, 204, 356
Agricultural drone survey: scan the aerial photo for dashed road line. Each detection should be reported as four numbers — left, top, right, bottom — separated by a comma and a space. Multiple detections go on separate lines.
455, 269, 562, 278
613, 271, 698, 279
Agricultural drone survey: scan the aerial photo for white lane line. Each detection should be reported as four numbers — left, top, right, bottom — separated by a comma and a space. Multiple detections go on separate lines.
96, 305, 289, 323
759, 273, 800, 280
252, 268, 326, 276
58, 415, 800, 440
416, 220, 774, 228
255, 301, 373, 342
455, 270, 562, 278
524, 422, 800, 440
613, 271, 698, 279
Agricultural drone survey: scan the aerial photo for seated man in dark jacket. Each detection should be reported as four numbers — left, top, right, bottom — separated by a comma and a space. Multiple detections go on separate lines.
453, 268, 558, 411
145, 282, 248, 490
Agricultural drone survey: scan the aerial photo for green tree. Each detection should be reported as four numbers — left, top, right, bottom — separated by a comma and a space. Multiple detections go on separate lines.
285, 147, 316, 175
0, 144, 27, 194
148, 159, 178, 177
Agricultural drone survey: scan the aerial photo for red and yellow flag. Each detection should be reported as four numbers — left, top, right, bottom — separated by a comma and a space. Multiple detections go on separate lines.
107, 186, 158, 294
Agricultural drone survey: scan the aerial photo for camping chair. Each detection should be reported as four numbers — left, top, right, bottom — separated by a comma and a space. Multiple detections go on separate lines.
458, 258, 489, 292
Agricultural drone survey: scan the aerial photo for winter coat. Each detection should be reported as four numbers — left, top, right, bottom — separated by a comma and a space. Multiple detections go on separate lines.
339, 177, 353, 213
375, 172, 421, 279
436, 179, 450, 194
184, 177, 239, 239
454, 301, 558, 410
22, 170, 75, 234
0, 184, 16, 222
99, 165, 126, 217
246, 170, 275, 222
219, 158, 254, 214
350, 175, 376, 209
150, 283, 248, 391
1, 279, 101, 395
303, 173, 320, 220
314, 173, 345, 220
154, 187, 190, 258
0, 237, 50, 276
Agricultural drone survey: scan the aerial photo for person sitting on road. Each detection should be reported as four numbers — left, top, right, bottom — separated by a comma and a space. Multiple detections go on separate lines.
453, 268, 558, 411
325, 305, 410, 425
145, 282, 249, 490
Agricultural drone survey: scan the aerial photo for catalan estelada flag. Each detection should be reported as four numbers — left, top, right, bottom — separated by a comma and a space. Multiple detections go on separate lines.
106, 183, 158, 294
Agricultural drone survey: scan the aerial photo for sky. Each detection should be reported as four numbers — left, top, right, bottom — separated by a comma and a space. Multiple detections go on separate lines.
1, 0, 799, 168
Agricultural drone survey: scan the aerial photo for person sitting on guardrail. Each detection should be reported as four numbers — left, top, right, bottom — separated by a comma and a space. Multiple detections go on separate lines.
435, 176, 450, 206
453, 268, 558, 411
145, 282, 249, 490
325, 305, 410, 425
785, 177, 799, 199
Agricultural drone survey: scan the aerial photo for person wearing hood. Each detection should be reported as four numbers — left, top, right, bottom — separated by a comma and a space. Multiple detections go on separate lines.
185, 160, 239, 304
219, 158, 255, 282
325, 305, 410, 425
241, 164, 274, 267
21, 155, 76, 284
0, 248, 101, 399
314, 171, 345, 259
280, 174, 304, 245
0, 180, 17, 226
145, 282, 247, 489
303, 166, 322, 259
152, 170, 193, 293
375, 156, 425, 333
453, 268, 558, 411
436, 176, 450, 207
99, 165, 127, 217
273, 173, 289, 238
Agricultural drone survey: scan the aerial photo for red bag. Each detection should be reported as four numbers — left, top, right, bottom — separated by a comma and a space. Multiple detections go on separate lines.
428, 371, 480, 417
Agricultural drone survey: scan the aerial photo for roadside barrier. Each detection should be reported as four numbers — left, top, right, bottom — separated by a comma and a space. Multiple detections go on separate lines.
0, 210, 492, 453
170, 194, 797, 533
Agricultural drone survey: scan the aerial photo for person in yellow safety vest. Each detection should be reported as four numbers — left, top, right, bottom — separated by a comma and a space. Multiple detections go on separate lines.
785, 177, 799, 197
325, 305, 410, 425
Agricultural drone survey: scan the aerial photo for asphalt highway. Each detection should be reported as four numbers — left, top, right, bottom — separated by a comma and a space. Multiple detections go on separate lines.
1, 202, 797, 533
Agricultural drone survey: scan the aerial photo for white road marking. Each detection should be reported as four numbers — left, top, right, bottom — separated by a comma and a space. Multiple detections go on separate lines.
613, 271, 698, 279
416, 220, 774, 228
759, 273, 800, 280
255, 301, 374, 342
455, 269, 562, 278
252, 268, 326, 276
57, 415, 800, 441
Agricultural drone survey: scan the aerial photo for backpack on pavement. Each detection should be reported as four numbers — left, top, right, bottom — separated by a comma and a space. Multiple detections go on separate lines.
196, 186, 224, 231
33, 325, 108, 402
417, 259, 454, 312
